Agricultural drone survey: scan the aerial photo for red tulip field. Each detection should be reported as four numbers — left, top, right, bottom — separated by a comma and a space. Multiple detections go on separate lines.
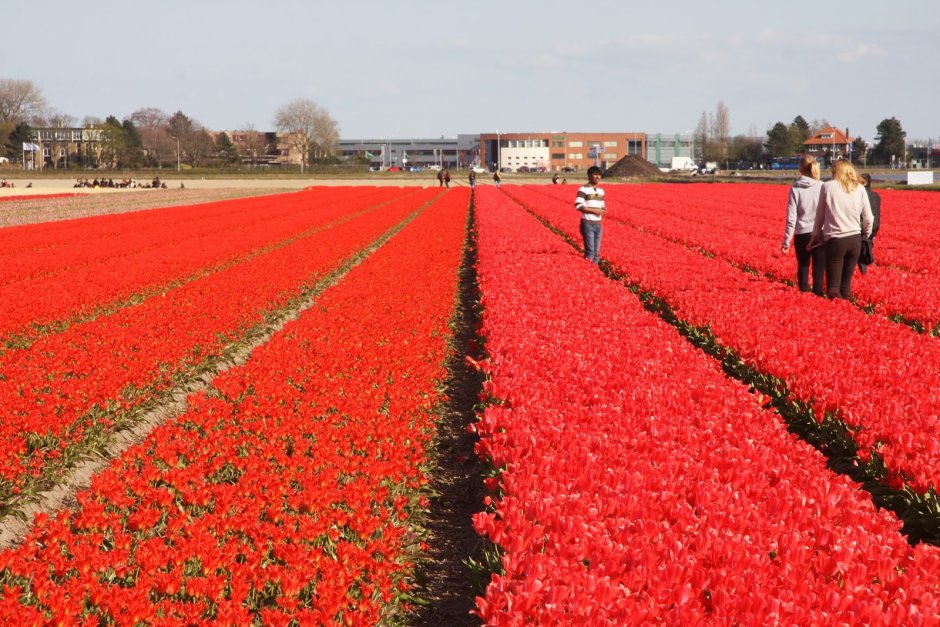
1, 182, 940, 624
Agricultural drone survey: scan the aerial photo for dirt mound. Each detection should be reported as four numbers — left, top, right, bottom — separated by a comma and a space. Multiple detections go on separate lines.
603, 155, 663, 178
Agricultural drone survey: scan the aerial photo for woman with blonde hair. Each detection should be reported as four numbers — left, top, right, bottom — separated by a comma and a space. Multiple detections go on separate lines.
781, 154, 825, 295
809, 159, 873, 300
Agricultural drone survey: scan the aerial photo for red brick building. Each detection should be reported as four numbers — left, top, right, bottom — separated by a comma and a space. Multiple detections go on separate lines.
803, 127, 854, 163
479, 131, 646, 172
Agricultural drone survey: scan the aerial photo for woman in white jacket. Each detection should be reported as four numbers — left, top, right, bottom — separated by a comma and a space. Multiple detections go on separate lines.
809, 159, 873, 300
781, 155, 824, 295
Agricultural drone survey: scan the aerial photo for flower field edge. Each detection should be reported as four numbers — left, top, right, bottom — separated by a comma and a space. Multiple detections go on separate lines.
0, 188, 473, 623
470, 185, 940, 624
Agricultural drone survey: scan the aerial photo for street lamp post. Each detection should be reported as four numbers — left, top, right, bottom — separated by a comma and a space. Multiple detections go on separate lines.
496, 130, 501, 172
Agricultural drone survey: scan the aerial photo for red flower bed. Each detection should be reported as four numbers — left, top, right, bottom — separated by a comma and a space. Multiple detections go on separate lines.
0, 187, 416, 343
0, 189, 470, 623
471, 186, 940, 623
524, 183, 940, 329
505, 184, 940, 495
0, 188, 439, 508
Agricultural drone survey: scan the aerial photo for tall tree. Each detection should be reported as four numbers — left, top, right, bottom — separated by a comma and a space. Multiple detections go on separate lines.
274, 98, 339, 173
695, 111, 709, 161
0, 79, 46, 148
872, 117, 906, 166
215, 132, 240, 166
850, 136, 867, 165
121, 118, 144, 167
98, 115, 143, 168
765, 122, 793, 158
167, 110, 195, 167
789, 116, 811, 153
129, 107, 171, 167
709, 100, 731, 163
728, 134, 763, 166
3, 121, 32, 162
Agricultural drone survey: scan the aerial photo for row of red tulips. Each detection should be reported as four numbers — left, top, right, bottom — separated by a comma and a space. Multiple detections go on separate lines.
530, 183, 940, 330
0, 188, 439, 513
591, 183, 940, 278
471, 186, 940, 623
0, 188, 470, 623
0, 187, 418, 344
505, 184, 940, 496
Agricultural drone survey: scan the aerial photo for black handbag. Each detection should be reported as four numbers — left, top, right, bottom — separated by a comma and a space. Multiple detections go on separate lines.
859, 237, 874, 266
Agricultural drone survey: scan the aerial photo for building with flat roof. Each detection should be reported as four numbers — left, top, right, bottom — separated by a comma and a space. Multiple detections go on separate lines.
479, 131, 647, 173
337, 135, 480, 170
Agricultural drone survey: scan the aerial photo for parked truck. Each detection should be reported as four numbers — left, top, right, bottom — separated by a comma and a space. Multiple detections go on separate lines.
669, 156, 698, 173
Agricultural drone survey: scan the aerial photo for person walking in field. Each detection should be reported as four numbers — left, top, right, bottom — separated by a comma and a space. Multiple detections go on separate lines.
468, 169, 476, 189
493, 170, 501, 187
858, 173, 881, 274
574, 165, 606, 264
809, 159, 873, 300
781, 155, 825, 295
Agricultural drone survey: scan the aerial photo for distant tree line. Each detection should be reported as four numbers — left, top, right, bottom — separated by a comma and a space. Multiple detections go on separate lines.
695, 100, 909, 167
0, 79, 339, 170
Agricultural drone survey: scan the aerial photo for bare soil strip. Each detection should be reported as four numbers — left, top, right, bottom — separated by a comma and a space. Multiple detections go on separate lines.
409, 198, 485, 626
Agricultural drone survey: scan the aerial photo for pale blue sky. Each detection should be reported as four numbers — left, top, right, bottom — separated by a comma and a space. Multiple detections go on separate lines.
4, 1, 938, 142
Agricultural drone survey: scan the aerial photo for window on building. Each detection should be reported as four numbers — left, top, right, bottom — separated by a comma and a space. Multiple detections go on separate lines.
551, 153, 565, 160
604, 141, 618, 147
553, 141, 565, 148
569, 141, 583, 148
570, 153, 583, 160
605, 153, 618, 160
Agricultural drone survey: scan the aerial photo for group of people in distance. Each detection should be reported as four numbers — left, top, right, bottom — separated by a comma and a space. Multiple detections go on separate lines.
73, 177, 169, 189
781, 155, 880, 300
566, 158, 880, 304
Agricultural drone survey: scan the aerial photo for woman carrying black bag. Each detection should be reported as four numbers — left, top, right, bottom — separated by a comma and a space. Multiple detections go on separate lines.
808, 159, 874, 300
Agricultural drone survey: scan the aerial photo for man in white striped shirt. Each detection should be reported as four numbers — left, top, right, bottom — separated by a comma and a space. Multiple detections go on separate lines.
574, 165, 606, 263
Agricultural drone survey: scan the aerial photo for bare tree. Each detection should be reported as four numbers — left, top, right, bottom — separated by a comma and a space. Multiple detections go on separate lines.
239, 122, 270, 168
695, 111, 710, 161
312, 108, 339, 161
0, 79, 47, 144
710, 100, 731, 164
273, 98, 339, 172
130, 107, 173, 167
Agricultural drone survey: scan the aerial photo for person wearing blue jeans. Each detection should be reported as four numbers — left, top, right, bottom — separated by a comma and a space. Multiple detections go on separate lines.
574, 166, 605, 263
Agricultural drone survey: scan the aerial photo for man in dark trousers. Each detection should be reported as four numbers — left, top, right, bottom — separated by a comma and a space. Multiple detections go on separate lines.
574, 166, 606, 264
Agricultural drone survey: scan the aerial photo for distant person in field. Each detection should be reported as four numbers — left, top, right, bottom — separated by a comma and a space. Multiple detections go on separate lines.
493, 170, 501, 187
858, 173, 881, 274
552, 172, 560, 184
781, 154, 825, 295
437, 169, 445, 187
468, 169, 476, 189
443, 169, 451, 188
574, 165, 606, 264
809, 158, 873, 300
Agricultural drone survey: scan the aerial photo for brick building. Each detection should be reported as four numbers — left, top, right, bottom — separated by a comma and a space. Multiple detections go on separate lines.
479, 131, 647, 172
